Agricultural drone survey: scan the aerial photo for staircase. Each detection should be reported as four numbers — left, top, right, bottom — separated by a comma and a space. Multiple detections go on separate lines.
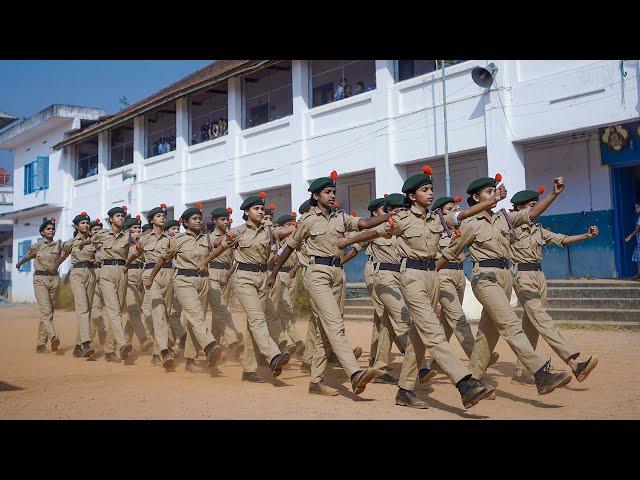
343, 279, 640, 324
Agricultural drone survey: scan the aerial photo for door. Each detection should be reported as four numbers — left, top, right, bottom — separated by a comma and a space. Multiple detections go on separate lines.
611, 166, 638, 277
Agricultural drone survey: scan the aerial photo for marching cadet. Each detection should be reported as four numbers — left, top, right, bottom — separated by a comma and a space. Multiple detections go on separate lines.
129, 205, 178, 369
437, 175, 575, 396
338, 166, 498, 409
145, 205, 223, 373
268, 171, 387, 397
61, 212, 98, 359
163, 219, 188, 356
207, 207, 244, 360
270, 213, 305, 357
122, 215, 154, 353
201, 193, 295, 382
90, 206, 134, 363
89, 218, 108, 347
430, 196, 499, 368
509, 188, 599, 385
16, 218, 64, 354
352, 195, 411, 384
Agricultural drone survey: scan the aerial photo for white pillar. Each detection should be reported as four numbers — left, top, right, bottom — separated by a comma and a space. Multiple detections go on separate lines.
483, 60, 525, 210
374, 60, 405, 197
175, 97, 189, 214
291, 60, 310, 214
226, 76, 244, 224
97, 131, 109, 216
133, 115, 145, 215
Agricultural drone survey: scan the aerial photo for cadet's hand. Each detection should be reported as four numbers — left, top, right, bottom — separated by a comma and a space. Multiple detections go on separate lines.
123, 265, 128, 274
587, 225, 599, 238
626, 235, 633, 242
226, 233, 239, 247
494, 183, 507, 204
197, 262, 208, 274
289, 269, 296, 279
143, 277, 153, 290
553, 177, 565, 195
220, 271, 230, 284
266, 275, 276, 289
336, 238, 348, 250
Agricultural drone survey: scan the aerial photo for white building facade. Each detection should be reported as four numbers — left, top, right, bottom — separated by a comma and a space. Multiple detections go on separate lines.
3, 60, 640, 301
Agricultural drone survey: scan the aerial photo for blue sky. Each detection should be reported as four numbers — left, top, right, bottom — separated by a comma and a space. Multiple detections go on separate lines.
0, 60, 212, 184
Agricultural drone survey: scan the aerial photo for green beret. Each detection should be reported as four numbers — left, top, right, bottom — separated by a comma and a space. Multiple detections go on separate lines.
211, 207, 230, 218
510, 190, 540, 205
385, 193, 408, 209
163, 220, 180, 231
240, 196, 265, 211
89, 219, 103, 229
402, 172, 433, 194
107, 206, 126, 217
72, 213, 90, 225
264, 209, 274, 217
146, 205, 167, 222
308, 177, 336, 193
123, 216, 142, 230
39, 219, 56, 233
431, 197, 455, 212
276, 214, 295, 226
299, 200, 311, 215
367, 198, 386, 212
141, 223, 152, 232
466, 177, 496, 195
180, 207, 202, 222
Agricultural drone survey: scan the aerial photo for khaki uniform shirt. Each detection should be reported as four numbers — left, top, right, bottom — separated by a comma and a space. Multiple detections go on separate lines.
211, 226, 234, 265
224, 221, 281, 265
296, 241, 310, 268
354, 232, 401, 264
510, 223, 566, 264
287, 206, 362, 259
28, 239, 64, 271
138, 230, 171, 264
63, 236, 97, 264
375, 204, 443, 261
91, 229, 130, 262
441, 208, 532, 262
277, 237, 298, 269
129, 245, 144, 266
162, 230, 211, 269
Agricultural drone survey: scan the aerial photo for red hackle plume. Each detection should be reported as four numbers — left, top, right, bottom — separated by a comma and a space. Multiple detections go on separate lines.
334, 201, 340, 209
291, 211, 297, 217
135, 215, 141, 221
227, 207, 233, 214
195, 202, 203, 210
80, 211, 87, 216
538, 186, 545, 195
160, 203, 167, 209
351, 210, 357, 217
259, 191, 266, 199
454, 196, 462, 203
269, 203, 276, 210
494, 173, 503, 182
422, 165, 432, 175
330, 170, 338, 180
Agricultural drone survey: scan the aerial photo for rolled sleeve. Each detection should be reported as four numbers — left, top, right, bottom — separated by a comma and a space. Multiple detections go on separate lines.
509, 208, 532, 229
345, 214, 364, 232
542, 227, 566, 247
286, 219, 309, 250
441, 223, 474, 261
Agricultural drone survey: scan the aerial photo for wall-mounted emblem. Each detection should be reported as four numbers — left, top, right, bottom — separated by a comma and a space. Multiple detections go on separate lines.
601, 125, 629, 151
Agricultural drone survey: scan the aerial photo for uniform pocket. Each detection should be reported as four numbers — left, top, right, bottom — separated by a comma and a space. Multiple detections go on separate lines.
404, 226, 423, 238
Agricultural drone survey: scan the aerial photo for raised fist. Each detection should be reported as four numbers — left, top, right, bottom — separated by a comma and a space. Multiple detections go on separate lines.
587, 225, 599, 238
553, 177, 565, 195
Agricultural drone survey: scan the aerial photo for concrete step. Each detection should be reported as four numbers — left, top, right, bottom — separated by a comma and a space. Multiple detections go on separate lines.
546, 279, 640, 288
545, 297, 640, 309
344, 298, 374, 307
548, 287, 640, 299
515, 307, 640, 322
344, 314, 374, 322
344, 306, 375, 317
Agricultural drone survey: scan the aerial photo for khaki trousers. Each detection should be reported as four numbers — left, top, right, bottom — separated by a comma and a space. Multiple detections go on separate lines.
124, 268, 152, 346
208, 271, 240, 347
398, 268, 470, 390
167, 288, 186, 348
173, 274, 215, 361
100, 265, 128, 353
142, 268, 173, 355
69, 268, 96, 345
33, 274, 59, 346
270, 271, 301, 345
514, 270, 579, 370
371, 266, 411, 370
469, 267, 548, 378
304, 264, 361, 383
234, 269, 281, 373
90, 268, 108, 345
437, 268, 475, 358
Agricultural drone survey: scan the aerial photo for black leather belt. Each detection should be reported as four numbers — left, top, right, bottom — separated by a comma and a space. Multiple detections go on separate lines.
378, 262, 401, 272
176, 269, 208, 277
442, 262, 464, 270
406, 258, 436, 271
517, 262, 542, 272
237, 262, 267, 272
476, 259, 511, 269
279, 266, 292, 273
128, 264, 143, 269
313, 256, 342, 268
72, 262, 96, 269
209, 261, 230, 270
34, 270, 57, 276
144, 262, 173, 269
102, 259, 126, 266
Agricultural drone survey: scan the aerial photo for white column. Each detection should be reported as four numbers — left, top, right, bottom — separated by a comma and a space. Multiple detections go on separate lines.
133, 115, 145, 215
175, 97, 189, 214
374, 60, 405, 197
226, 77, 244, 224
483, 60, 525, 210
97, 131, 109, 216
291, 60, 310, 214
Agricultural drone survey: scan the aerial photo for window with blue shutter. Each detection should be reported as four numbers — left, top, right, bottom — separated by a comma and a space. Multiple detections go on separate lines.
23, 156, 49, 194
17, 240, 32, 272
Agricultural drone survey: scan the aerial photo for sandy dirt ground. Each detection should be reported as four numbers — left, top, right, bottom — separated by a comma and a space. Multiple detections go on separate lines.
1, 304, 638, 420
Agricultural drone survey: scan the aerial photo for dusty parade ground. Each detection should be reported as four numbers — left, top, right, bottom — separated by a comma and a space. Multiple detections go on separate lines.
1, 304, 639, 420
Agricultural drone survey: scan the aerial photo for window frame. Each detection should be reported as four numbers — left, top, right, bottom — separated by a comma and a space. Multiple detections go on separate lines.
308, 60, 377, 109
17, 239, 32, 272
109, 125, 134, 170
23, 156, 49, 194
242, 61, 293, 130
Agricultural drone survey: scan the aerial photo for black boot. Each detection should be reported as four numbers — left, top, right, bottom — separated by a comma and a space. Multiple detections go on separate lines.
395, 388, 428, 409
51, 336, 61, 352
457, 376, 494, 409
350, 368, 375, 395
573, 356, 598, 382
105, 352, 120, 363
374, 372, 397, 384
35, 345, 47, 353
161, 349, 175, 369
151, 354, 163, 366
242, 371, 266, 383
309, 380, 339, 396
418, 367, 437, 384
81, 341, 95, 359
283, 343, 298, 356
534, 361, 572, 395
204, 342, 223, 368
73, 345, 84, 358
185, 358, 205, 373
353, 346, 363, 360
119, 343, 133, 360
269, 352, 291, 377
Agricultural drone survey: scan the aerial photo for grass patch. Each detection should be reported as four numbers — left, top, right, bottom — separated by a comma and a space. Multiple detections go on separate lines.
55, 274, 75, 311
558, 322, 640, 333
292, 270, 311, 317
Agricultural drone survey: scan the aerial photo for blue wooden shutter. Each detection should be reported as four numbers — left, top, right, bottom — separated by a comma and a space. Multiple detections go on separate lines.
23, 164, 28, 195
36, 156, 49, 190
18, 240, 32, 272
